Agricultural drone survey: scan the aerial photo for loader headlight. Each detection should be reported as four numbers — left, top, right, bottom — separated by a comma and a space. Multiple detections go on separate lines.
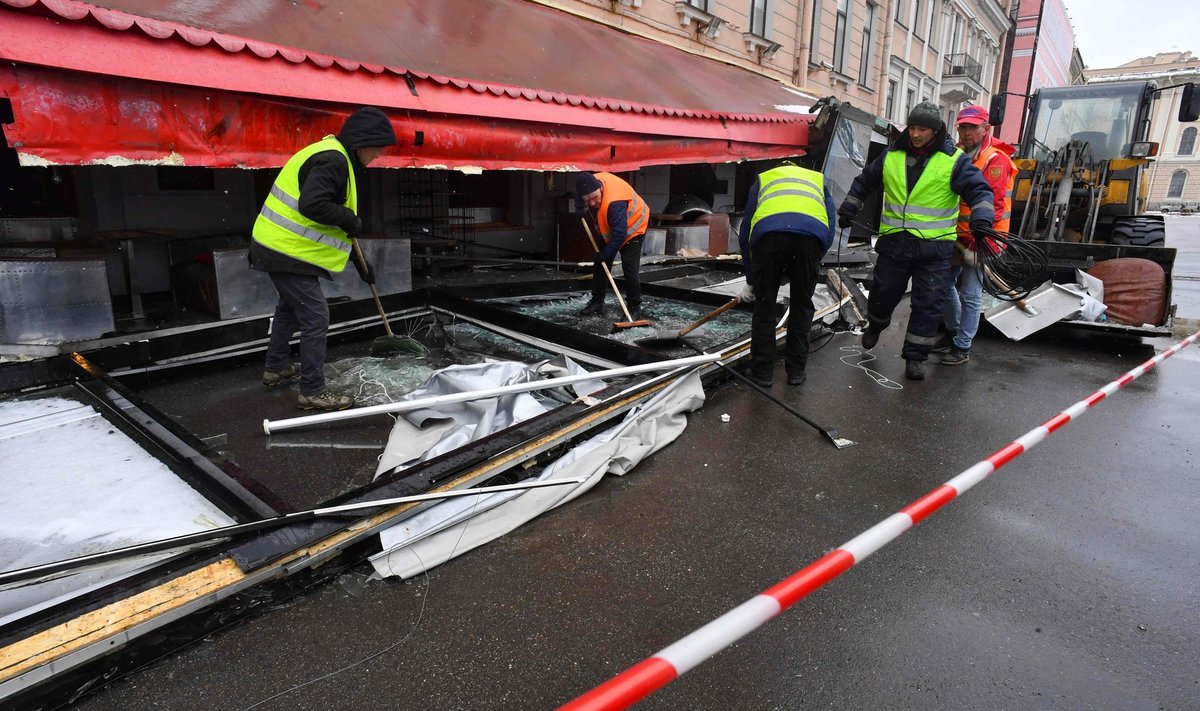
1129, 141, 1159, 158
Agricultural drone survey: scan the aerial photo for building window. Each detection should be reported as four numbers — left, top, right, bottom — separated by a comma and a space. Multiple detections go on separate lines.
833, 0, 850, 75
1179, 127, 1197, 156
1168, 170, 1187, 198
913, 0, 924, 39
906, 88, 915, 117
859, 3, 876, 86
748, 0, 769, 36
894, 0, 905, 23
951, 14, 963, 54
928, 4, 939, 49
808, 0, 822, 64
684, 0, 709, 10
887, 79, 898, 120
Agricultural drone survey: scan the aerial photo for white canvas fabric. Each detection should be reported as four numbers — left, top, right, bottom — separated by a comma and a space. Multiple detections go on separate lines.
369, 370, 705, 579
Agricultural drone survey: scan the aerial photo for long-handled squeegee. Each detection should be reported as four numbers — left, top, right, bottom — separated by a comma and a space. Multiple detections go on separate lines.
580, 218, 651, 332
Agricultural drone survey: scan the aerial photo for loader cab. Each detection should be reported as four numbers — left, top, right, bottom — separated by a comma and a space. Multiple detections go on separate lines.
1020, 81, 1156, 162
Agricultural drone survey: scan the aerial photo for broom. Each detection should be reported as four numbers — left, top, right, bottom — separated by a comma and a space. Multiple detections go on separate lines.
350, 238, 427, 357
579, 218, 651, 332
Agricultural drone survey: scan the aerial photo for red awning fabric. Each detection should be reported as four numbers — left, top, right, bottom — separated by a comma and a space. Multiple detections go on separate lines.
0, 0, 817, 169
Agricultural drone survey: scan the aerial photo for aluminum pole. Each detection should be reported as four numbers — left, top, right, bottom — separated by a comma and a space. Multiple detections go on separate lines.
263, 353, 721, 434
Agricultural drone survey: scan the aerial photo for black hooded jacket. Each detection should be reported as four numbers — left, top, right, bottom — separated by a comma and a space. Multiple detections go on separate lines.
845, 125, 995, 228
251, 107, 397, 277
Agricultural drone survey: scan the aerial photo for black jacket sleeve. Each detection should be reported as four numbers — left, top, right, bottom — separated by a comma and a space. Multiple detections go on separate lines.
950, 154, 996, 224
845, 151, 886, 209
296, 150, 360, 234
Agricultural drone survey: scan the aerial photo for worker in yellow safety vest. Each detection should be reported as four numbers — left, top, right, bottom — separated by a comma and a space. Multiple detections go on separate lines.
251, 106, 397, 411
576, 172, 651, 319
736, 161, 836, 388
836, 101, 994, 381
933, 104, 1018, 366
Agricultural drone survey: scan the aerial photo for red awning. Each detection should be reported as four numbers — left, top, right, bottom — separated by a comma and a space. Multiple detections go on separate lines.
0, 0, 817, 169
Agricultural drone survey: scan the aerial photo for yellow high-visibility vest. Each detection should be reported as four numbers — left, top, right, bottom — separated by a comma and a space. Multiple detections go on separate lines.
748, 165, 829, 236
252, 136, 357, 271
880, 148, 961, 240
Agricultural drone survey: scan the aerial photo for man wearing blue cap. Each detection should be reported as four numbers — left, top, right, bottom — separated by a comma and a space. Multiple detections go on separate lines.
576, 172, 651, 318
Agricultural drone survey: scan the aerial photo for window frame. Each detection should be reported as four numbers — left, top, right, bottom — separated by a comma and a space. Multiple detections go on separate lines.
832, 0, 851, 75
858, 3, 876, 88
748, 0, 769, 37
1179, 127, 1197, 156
808, 0, 822, 65
1167, 169, 1187, 199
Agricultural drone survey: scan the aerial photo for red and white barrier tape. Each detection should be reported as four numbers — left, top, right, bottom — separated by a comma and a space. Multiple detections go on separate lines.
560, 329, 1200, 711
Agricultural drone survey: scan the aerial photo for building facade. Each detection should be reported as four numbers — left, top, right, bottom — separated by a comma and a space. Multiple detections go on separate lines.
998, 0, 1081, 145
541, 0, 1011, 124
1085, 51, 1200, 209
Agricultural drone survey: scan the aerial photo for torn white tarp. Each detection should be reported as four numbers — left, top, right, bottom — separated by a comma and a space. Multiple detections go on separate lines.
0, 397, 234, 623
374, 356, 604, 478
369, 369, 705, 579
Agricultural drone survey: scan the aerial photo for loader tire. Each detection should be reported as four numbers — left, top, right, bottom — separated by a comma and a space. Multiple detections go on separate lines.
1108, 217, 1166, 247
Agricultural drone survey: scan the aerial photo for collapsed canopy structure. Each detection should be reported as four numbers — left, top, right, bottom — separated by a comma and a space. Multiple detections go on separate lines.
0, 0, 816, 170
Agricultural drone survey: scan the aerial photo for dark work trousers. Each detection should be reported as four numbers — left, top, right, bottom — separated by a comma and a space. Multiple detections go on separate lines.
866, 232, 956, 362
750, 231, 824, 380
265, 272, 330, 396
591, 237, 644, 307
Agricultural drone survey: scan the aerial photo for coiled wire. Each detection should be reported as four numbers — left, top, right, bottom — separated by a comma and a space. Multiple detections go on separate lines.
971, 227, 1049, 302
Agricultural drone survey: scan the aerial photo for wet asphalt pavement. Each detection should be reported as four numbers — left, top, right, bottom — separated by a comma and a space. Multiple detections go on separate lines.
69, 223, 1200, 711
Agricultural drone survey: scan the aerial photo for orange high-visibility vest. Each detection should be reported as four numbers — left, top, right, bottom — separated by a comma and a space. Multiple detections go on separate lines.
594, 172, 650, 246
957, 138, 1015, 240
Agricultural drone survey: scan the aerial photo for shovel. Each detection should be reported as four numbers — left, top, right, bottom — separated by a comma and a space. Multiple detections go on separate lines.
635, 298, 740, 345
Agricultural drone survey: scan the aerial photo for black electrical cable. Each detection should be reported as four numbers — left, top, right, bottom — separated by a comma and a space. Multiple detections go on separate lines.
971, 227, 1049, 302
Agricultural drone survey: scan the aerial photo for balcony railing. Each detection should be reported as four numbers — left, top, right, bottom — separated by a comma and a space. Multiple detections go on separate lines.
942, 53, 982, 84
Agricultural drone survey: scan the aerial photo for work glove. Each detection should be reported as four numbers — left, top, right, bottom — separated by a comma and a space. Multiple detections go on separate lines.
354, 254, 376, 284
737, 282, 755, 304
969, 219, 991, 236
961, 248, 979, 268
348, 216, 364, 237
836, 202, 858, 229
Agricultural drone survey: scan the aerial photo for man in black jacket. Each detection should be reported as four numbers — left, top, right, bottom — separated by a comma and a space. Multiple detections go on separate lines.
251, 107, 397, 410
837, 102, 994, 381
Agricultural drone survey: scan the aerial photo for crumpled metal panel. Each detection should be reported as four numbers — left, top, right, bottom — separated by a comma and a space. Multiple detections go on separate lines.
0, 259, 114, 344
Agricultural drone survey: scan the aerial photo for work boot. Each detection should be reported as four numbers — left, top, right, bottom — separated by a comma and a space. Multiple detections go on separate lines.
861, 327, 881, 350
579, 299, 604, 316
904, 359, 925, 381
941, 348, 970, 366
263, 364, 299, 387
627, 302, 644, 320
931, 331, 956, 354
787, 371, 807, 387
745, 370, 773, 388
296, 391, 354, 411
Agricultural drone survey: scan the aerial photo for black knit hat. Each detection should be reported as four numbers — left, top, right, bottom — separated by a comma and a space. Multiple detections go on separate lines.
576, 173, 603, 197
906, 101, 945, 132
337, 107, 398, 150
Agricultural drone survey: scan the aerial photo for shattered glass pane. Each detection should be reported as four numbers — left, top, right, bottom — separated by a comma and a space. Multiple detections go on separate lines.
481, 292, 753, 351
323, 313, 562, 406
